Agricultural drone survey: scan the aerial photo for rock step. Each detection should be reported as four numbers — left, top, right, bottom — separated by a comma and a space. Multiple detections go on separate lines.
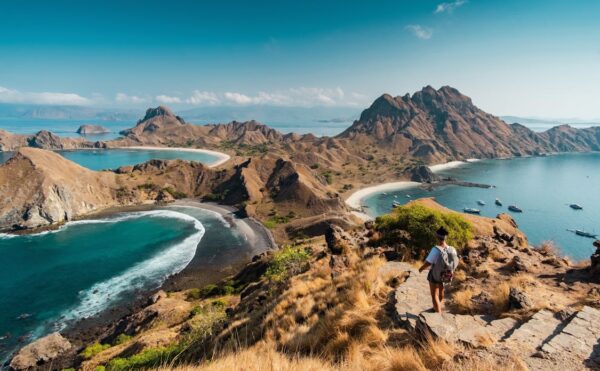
503, 309, 562, 355
541, 305, 600, 367
417, 312, 518, 348
391, 262, 431, 329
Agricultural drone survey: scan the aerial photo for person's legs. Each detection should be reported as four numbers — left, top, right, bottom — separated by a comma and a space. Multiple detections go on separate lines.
429, 282, 441, 313
437, 284, 445, 312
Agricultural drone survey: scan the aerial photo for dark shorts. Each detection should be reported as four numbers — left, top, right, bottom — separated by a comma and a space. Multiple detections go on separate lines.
427, 269, 443, 285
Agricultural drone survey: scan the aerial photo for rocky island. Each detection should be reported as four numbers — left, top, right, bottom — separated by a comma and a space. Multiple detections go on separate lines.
76, 124, 110, 135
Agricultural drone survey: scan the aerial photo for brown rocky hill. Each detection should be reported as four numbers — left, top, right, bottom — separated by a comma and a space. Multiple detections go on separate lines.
539, 124, 600, 152
0, 148, 349, 239
0, 148, 118, 230
337, 86, 552, 163
0, 129, 103, 151
116, 105, 283, 147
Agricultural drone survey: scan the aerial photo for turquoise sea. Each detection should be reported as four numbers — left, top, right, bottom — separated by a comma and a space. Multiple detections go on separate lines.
363, 153, 600, 262
0, 206, 247, 364
0, 148, 221, 170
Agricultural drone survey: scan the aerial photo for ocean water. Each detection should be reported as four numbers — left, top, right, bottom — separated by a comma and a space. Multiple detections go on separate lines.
0, 148, 221, 170
0, 118, 129, 140
363, 153, 600, 261
0, 117, 353, 139
0, 207, 246, 363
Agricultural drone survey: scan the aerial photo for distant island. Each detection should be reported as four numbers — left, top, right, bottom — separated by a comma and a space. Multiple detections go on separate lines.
76, 124, 110, 135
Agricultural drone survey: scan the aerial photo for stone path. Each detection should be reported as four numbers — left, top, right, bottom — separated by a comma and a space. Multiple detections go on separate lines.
387, 261, 600, 369
541, 306, 600, 368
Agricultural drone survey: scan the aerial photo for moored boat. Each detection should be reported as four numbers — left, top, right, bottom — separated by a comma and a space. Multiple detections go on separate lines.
463, 208, 481, 214
569, 204, 583, 210
477, 200, 486, 206
508, 205, 522, 213
575, 229, 597, 238
495, 198, 502, 206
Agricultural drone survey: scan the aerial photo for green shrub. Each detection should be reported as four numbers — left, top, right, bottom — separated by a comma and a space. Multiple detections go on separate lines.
94, 367, 105, 371
211, 299, 227, 308
163, 187, 188, 199
113, 334, 132, 345
265, 246, 311, 282
190, 305, 204, 316
375, 204, 472, 258
186, 288, 201, 300
80, 342, 111, 359
107, 344, 182, 371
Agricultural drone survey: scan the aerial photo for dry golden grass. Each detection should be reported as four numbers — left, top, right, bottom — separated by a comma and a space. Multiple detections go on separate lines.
451, 287, 477, 314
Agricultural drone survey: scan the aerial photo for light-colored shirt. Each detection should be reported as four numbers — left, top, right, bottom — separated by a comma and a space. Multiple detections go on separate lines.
425, 246, 441, 264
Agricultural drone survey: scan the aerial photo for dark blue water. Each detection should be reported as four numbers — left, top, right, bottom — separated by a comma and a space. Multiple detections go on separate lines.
363, 153, 600, 261
0, 148, 221, 170
0, 207, 245, 363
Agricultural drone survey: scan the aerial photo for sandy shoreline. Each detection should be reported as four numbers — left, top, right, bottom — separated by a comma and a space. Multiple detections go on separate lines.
118, 146, 231, 167
344, 159, 481, 221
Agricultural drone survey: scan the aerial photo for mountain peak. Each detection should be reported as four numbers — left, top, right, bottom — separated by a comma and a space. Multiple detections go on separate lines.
139, 106, 185, 124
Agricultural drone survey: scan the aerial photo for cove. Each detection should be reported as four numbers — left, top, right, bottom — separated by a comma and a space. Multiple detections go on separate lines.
363, 153, 600, 261
0, 209, 207, 363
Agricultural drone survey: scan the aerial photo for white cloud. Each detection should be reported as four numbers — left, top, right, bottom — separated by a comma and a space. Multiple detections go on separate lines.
222, 87, 353, 107
155, 94, 182, 104
115, 93, 146, 104
405, 25, 433, 40
0, 86, 91, 105
185, 90, 220, 105
434, 0, 467, 14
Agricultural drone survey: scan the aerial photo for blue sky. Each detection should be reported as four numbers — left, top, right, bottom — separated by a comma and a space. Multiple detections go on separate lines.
1, 0, 600, 118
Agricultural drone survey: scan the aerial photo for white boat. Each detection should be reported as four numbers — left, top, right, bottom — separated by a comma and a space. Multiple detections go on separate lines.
463, 208, 481, 214
570, 204, 583, 210
477, 200, 486, 206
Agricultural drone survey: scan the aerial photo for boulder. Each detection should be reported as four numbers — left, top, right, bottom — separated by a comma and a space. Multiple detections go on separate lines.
329, 254, 350, 278
508, 287, 532, 310
325, 224, 355, 255
9, 332, 72, 370
508, 255, 528, 273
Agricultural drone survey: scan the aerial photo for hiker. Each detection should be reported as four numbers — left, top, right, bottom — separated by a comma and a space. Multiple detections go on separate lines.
418, 227, 459, 313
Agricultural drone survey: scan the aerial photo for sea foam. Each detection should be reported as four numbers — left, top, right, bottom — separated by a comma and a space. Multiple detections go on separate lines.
57, 210, 205, 324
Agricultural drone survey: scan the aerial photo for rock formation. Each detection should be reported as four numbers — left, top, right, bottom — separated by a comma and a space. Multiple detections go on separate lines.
9, 332, 72, 370
76, 124, 110, 135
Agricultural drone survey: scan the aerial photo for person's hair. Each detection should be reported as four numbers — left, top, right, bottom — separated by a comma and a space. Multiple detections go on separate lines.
436, 226, 449, 240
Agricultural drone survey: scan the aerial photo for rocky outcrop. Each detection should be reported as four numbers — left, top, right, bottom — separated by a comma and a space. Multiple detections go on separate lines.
0, 129, 28, 151
9, 332, 72, 370
76, 124, 110, 135
408, 164, 440, 183
0, 147, 119, 230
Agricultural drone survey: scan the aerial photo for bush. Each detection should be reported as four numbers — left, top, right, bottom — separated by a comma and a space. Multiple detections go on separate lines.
265, 246, 311, 282
375, 204, 472, 258
107, 344, 182, 371
113, 334, 132, 345
163, 187, 188, 199
80, 342, 111, 359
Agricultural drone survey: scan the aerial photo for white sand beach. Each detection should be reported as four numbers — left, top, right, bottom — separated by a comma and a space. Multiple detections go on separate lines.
345, 181, 420, 221
120, 146, 231, 167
